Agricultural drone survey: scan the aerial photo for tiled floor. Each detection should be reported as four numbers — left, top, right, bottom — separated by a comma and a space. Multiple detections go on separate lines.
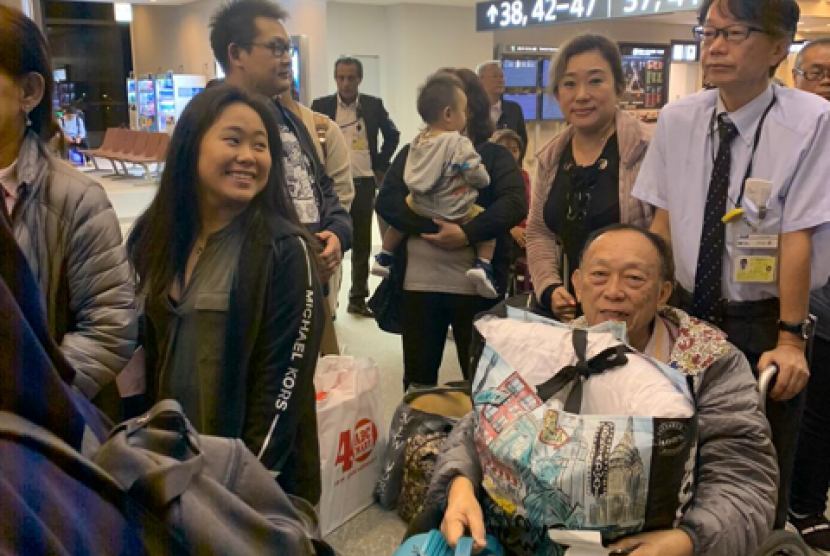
91, 162, 829, 556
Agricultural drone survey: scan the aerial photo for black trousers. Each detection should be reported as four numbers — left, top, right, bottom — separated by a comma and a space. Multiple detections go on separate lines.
789, 334, 830, 516
679, 292, 805, 529
348, 177, 378, 303
402, 291, 497, 388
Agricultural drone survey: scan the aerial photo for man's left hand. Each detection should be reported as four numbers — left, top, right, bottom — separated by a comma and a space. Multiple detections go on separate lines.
759, 343, 809, 402
374, 171, 386, 188
609, 530, 694, 556
422, 219, 469, 251
315, 231, 342, 284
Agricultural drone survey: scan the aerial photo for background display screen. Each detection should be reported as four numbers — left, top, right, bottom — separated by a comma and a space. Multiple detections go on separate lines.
542, 95, 565, 120
541, 59, 552, 88
504, 93, 539, 120
503, 59, 540, 87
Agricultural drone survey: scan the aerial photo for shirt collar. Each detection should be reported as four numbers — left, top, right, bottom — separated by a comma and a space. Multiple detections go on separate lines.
715, 84, 775, 146
0, 160, 19, 198
337, 93, 359, 109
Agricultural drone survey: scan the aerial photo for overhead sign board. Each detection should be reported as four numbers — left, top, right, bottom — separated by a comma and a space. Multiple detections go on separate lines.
476, 0, 700, 31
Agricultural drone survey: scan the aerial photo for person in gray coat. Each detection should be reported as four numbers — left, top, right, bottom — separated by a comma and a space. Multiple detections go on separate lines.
424, 224, 778, 556
0, 6, 136, 400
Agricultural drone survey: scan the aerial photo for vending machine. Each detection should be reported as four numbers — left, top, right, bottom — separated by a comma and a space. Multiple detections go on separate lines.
137, 76, 158, 131
155, 72, 206, 133
126, 77, 139, 130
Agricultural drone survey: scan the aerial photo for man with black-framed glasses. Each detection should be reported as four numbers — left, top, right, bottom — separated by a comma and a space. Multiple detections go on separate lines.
793, 37, 830, 101
209, 0, 352, 286
208, 0, 353, 507
634, 0, 830, 538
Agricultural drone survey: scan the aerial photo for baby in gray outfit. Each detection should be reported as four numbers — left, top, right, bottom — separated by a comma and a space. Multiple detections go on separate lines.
371, 73, 497, 298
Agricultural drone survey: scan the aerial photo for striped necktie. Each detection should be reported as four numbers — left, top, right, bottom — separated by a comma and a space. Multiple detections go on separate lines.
691, 114, 740, 325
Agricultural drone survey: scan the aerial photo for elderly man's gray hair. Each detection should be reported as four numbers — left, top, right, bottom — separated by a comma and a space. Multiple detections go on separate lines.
795, 38, 830, 69
476, 60, 501, 76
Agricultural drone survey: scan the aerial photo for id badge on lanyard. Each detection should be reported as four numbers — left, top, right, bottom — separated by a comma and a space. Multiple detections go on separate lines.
728, 178, 779, 284
713, 93, 780, 284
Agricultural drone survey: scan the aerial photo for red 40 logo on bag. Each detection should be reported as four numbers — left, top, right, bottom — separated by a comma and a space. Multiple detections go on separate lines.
335, 418, 378, 473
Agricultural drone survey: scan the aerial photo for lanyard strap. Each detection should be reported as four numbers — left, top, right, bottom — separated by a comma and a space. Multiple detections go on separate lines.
708, 91, 777, 208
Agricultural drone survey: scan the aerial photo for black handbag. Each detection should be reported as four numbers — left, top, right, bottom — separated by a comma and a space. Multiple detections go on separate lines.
368, 241, 407, 334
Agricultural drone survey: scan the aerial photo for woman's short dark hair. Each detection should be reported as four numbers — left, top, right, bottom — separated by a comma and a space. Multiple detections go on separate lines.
210, 0, 289, 74
698, 0, 799, 40
579, 223, 675, 284
0, 6, 56, 141
417, 73, 463, 125
550, 34, 625, 98
439, 67, 494, 147
334, 57, 363, 79
127, 84, 306, 300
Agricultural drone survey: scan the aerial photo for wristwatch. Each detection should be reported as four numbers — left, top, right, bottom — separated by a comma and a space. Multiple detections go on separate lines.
777, 318, 814, 341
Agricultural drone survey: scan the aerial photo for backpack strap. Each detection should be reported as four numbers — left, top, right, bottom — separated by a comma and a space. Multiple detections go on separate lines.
535, 329, 630, 412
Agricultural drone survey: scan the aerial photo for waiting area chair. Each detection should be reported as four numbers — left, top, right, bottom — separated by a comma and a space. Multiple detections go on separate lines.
82, 128, 169, 182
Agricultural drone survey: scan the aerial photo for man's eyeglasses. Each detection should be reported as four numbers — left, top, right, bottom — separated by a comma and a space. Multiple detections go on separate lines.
242, 40, 295, 58
795, 67, 830, 82
692, 24, 765, 45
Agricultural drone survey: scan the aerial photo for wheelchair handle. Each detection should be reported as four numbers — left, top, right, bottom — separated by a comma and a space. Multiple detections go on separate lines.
758, 365, 778, 415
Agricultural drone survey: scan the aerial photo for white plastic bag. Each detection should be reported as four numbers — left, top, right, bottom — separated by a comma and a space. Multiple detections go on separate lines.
315, 356, 386, 535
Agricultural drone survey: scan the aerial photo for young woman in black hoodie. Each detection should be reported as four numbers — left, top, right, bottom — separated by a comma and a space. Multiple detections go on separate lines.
128, 84, 325, 504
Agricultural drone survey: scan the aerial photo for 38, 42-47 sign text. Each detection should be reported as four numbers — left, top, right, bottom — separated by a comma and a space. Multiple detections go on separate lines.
476, 0, 700, 31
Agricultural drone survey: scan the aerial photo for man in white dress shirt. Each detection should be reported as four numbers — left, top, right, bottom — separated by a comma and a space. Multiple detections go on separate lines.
633, 0, 830, 531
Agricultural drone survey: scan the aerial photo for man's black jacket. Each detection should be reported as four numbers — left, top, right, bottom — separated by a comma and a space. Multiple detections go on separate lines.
497, 98, 529, 151
311, 93, 401, 173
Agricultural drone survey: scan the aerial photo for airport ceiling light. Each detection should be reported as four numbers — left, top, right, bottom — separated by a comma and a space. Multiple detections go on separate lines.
115, 3, 133, 23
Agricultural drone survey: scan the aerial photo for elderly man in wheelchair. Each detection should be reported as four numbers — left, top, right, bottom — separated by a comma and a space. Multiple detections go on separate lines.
415, 224, 811, 556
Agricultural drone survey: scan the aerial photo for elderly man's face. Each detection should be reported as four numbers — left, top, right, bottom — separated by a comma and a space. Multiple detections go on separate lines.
479, 64, 505, 99
573, 230, 672, 349
794, 45, 830, 101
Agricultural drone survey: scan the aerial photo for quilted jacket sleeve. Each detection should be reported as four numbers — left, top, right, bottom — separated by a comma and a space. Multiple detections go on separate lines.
62, 181, 137, 399
677, 346, 777, 556
426, 412, 483, 508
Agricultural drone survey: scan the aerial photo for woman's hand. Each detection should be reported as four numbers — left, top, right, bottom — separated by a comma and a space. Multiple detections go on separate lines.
609, 529, 694, 556
315, 231, 342, 284
552, 286, 577, 321
422, 220, 469, 251
510, 226, 526, 249
441, 476, 487, 553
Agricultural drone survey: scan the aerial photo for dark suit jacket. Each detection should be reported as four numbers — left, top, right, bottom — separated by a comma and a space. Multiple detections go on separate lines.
311, 93, 401, 173
497, 98, 528, 150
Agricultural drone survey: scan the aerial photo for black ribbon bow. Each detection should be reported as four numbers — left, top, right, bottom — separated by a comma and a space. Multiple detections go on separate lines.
535, 328, 630, 413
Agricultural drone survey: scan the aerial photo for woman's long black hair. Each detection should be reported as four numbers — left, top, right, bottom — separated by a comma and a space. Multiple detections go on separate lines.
127, 84, 309, 300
